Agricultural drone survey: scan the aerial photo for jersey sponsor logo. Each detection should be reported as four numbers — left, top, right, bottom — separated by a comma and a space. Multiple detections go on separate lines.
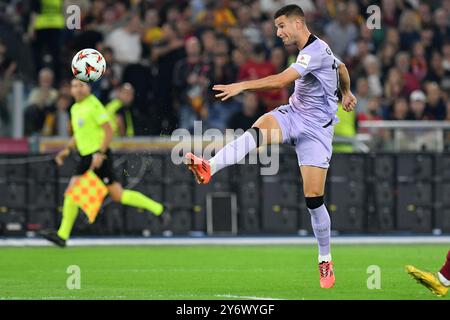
298, 54, 311, 68
78, 118, 85, 127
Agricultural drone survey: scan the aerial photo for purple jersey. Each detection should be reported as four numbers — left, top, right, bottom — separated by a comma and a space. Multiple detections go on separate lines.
289, 35, 342, 124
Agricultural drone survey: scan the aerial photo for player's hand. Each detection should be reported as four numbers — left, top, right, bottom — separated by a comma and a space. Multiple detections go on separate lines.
90, 152, 105, 170
55, 148, 70, 166
342, 92, 357, 112
213, 83, 244, 101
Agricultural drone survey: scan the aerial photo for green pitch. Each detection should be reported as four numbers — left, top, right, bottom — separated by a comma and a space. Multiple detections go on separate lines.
0, 244, 447, 300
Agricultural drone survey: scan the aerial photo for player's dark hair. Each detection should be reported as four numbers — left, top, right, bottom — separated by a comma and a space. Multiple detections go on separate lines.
274, 5, 305, 21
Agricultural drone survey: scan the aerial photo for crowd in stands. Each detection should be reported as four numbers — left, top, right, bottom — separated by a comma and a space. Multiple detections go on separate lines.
0, 0, 448, 137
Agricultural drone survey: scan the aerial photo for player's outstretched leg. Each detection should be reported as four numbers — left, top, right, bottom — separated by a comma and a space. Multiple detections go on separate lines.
109, 183, 164, 216
405, 250, 450, 297
184, 114, 282, 184
40, 177, 81, 247
301, 166, 334, 288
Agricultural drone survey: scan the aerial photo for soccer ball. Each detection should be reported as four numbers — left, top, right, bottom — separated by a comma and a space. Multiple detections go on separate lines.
71, 48, 106, 82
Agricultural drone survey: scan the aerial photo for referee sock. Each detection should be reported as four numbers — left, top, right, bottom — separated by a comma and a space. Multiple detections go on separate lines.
121, 189, 164, 216
57, 196, 79, 241
209, 128, 261, 176
306, 196, 331, 261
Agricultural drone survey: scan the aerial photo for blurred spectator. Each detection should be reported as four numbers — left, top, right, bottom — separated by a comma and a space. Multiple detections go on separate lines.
355, 78, 370, 115
398, 10, 421, 51
173, 36, 210, 131
106, 83, 135, 137
238, 44, 287, 111
424, 51, 449, 91
228, 92, 263, 131
385, 28, 400, 50
363, 55, 383, 97
261, 20, 282, 51
324, 3, 358, 58
381, 0, 400, 28
94, 47, 120, 104
41, 94, 72, 136
417, 3, 432, 28
410, 41, 428, 81
408, 90, 427, 120
357, 97, 383, 123
199, 28, 217, 64
433, 8, 449, 49
28, 0, 64, 83
105, 15, 143, 69
212, 0, 238, 34
384, 67, 406, 114
0, 39, 16, 136
24, 68, 58, 135
270, 47, 287, 73
424, 82, 446, 120
379, 42, 397, 77
153, 22, 186, 132
143, 7, 163, 46
388, 98, 410, 120
395, 51, 420, 96
237, 5, 263, 45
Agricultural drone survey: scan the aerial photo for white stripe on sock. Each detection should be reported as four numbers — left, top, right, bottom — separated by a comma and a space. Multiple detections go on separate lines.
438, 272, 450, 286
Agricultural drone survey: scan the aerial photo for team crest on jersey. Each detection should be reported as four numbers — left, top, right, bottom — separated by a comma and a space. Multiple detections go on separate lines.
298, 54, 311, 68
78, 118, 85, 127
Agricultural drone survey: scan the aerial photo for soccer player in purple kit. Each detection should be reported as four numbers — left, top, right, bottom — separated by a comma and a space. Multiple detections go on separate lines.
185, 5, 356, 288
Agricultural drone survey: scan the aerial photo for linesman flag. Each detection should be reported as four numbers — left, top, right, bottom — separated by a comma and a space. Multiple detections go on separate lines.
65, 170, 108, 223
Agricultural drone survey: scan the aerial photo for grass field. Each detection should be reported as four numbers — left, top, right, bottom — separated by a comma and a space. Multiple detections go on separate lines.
0, 244, 448, 300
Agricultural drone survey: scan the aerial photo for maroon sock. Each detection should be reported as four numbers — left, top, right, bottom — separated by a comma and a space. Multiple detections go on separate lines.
439, 250, 450, 281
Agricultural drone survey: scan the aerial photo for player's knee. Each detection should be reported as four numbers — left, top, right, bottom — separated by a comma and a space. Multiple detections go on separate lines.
109, 188, 123, 202
305, 195, 324, 209
251, 115, 281, 145
247, 127, 263, 148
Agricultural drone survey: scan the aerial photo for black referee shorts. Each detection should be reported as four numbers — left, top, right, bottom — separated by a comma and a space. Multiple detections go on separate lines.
74, 149, 118, 185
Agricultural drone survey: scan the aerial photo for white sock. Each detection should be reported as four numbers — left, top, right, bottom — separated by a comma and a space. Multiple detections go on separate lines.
438, 272, 450, 287
319, 254, 331, 263
209, 131, 257, 176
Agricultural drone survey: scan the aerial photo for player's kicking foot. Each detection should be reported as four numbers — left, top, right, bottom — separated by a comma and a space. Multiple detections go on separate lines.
184, 152, 211, 184
405, 265, 449, 297
38, 229, 66, 248
319, 261, 335, 288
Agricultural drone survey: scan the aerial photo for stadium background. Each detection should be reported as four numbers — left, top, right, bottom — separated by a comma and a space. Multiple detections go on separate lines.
0, 0, 449, 301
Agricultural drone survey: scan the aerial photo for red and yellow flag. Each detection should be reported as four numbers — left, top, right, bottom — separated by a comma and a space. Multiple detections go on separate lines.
65, 170, 108, 224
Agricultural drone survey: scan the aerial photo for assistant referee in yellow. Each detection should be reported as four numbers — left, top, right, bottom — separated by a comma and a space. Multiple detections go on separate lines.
40, 79, 164, 247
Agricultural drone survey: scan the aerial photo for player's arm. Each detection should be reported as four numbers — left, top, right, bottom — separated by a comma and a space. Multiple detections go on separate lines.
99, 122, 113, 154
55, 137, 76, 166
90, 122, 113, 170
338, 64, 357, 112
213, 68, 300, 101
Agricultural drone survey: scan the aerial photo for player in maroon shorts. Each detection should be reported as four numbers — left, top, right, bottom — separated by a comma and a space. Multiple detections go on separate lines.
406, 250, 450, 297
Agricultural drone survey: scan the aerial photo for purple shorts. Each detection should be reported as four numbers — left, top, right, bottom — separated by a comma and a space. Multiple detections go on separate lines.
269, 104, 334, 169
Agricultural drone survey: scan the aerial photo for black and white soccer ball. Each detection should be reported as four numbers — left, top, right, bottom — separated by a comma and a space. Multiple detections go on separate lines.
71, 48, 106, 82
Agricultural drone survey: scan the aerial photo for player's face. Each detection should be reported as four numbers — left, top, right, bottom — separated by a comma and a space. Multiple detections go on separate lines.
275, 15, 300, 46
70, 79, 91, 101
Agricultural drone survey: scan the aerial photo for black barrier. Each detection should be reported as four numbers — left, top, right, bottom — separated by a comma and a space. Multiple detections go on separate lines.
0, 151, 449, 236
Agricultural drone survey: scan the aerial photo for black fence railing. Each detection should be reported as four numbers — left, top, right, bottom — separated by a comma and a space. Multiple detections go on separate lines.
1, 149, 449, 236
